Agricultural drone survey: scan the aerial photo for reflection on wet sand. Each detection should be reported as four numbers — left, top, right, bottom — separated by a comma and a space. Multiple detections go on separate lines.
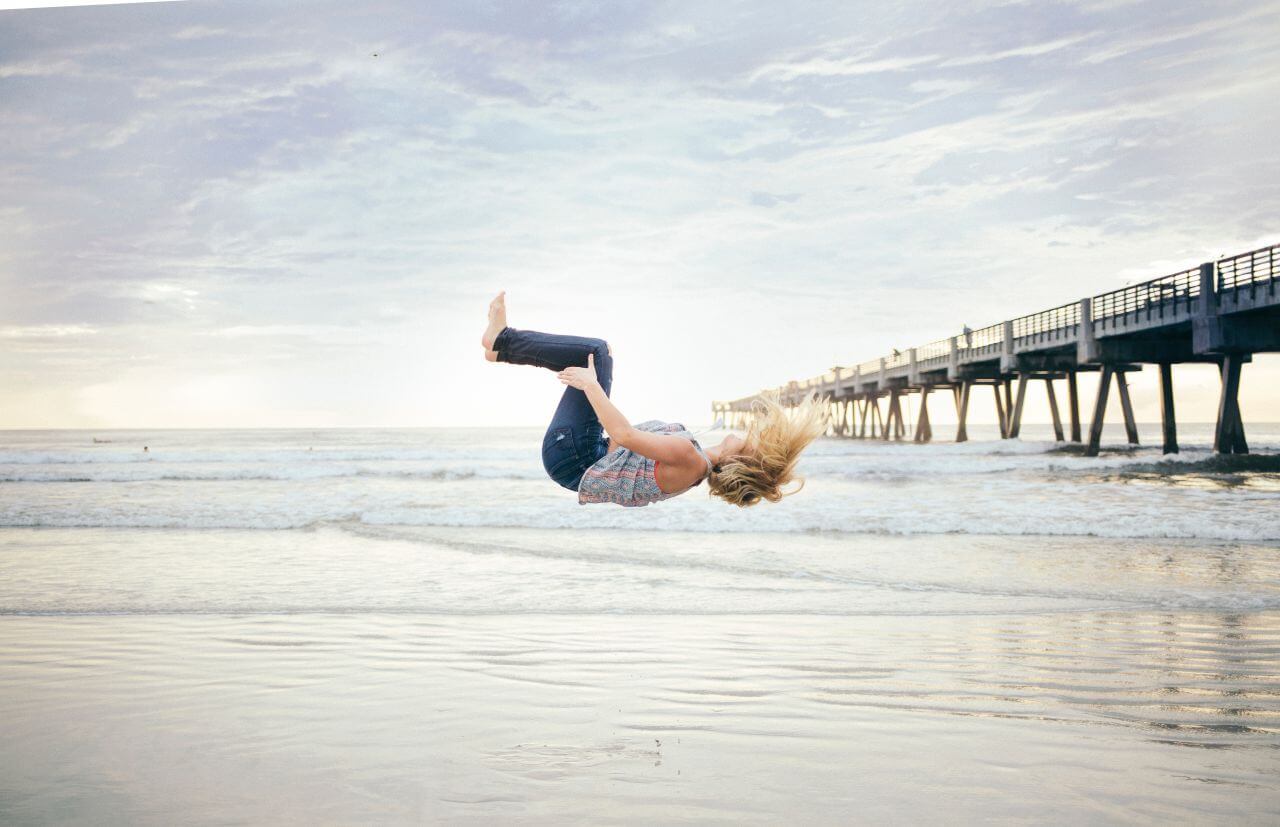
2, 609, 1278, 823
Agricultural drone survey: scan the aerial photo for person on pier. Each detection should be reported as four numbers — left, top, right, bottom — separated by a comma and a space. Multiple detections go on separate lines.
480, 292, 827, 508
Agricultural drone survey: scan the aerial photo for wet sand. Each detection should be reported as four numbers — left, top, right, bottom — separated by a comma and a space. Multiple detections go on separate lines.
2, 526, 1279, 824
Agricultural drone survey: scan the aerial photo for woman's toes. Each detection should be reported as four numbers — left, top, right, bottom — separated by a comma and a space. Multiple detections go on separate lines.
482, 290, 508, 350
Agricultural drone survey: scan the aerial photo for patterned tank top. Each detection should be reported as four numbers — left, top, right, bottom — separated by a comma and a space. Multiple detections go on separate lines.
577, 420, 713, 507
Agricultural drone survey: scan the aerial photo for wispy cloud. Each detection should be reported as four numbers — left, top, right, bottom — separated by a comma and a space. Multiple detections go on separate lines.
0, 57, 82, 78
939, 33, 1096, 67
751, 53, 939, 82
1080, 4, 1280, 64
0, 324, 97, 338
172, 25, 230, 41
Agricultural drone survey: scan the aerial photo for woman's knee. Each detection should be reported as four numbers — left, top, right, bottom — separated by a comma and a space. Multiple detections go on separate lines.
542, 424, 581, 478
589, 339, 615, 369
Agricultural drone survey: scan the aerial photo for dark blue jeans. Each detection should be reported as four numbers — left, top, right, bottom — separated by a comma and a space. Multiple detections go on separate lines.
492, 326, 614, 491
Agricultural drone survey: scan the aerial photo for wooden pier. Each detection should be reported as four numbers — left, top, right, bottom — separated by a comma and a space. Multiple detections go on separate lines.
713, 243, 1280, 455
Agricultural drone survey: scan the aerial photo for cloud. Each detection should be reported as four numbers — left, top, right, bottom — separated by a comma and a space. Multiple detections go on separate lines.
749, 191, 802, 208
0, 57, 82, 78
0, 324, 97, 338
939, 33, 1095, 67
172, 25, 229, 40
750, 53, 939, 82
908, 78, 981, 96
1080, 4, 1280, 64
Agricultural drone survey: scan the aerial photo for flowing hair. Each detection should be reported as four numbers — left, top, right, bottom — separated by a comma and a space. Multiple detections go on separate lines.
708, 389, 829, 507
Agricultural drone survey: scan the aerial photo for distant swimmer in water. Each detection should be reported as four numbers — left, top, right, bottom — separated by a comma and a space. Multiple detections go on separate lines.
480, 291, 827, 508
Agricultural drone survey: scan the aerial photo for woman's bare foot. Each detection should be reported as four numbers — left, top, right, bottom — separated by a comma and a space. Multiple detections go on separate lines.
481, 291, 507, 359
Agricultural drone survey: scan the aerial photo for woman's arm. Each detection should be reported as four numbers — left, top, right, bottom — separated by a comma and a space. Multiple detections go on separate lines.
559, 355, 700, 467
582, 384, 696, 465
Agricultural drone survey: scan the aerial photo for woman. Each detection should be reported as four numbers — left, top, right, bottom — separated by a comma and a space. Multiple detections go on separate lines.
481, 291, 828, 507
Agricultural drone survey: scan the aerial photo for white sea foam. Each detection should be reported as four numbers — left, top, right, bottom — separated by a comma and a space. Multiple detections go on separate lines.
1, 426, 1278, 539
0, 462, 546, 483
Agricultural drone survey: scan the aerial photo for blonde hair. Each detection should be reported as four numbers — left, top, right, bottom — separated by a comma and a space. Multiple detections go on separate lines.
708, 389, 828, 507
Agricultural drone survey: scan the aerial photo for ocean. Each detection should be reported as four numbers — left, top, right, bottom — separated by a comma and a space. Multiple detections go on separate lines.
2, 424, 1279, 823
4, 423, 1280, 540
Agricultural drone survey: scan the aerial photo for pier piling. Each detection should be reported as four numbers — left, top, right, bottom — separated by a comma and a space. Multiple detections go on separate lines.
955, 381, 971, 443
1085, 366, 1114, 457
1158, 363, 1178, 454
993, 384, 1008, 439
1009, 375, 1029, 439
914, 386, 933, 443
1116, 373, 1139, 445
1045, 378, 1065, 442
1067, 372, 1082, 443
1214, 356, 1248, 454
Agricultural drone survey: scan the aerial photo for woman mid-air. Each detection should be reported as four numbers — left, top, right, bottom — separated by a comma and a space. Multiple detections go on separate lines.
481, 291, 828, 508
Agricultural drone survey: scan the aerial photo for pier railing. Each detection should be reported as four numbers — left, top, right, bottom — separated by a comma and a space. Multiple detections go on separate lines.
916, 337, 950, 370
1218, 244, 1279, 314
966, 322, 1004, 356
857, 357, 882, 376
1012, 301, 1079, 346
1092, 266, 1200, 333
1220, 243, 1279, 292
715, 241, 1280, 410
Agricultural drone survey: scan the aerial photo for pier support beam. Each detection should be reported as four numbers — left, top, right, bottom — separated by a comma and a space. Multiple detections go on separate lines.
1003, 380, 1014, 435
1067, 371, 1082, 443
1008, 375, 1029, 439
1084, 365, 1114, 457
1158, 363, 1178, 454
954, 381, 971, 443
1085, 366, 1140, 456
914, 387, 933, 443
884, 390, 906, 441
1045, 378, 1065, 442
1214, 356, 1248, 454
993, 383, 1008, 439
1116, 372, 1139, 445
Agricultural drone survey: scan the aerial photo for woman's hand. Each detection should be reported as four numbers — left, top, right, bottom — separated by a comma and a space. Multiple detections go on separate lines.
557, 352, 602, 391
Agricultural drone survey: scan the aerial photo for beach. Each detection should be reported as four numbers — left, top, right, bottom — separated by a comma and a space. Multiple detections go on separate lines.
2, 427, 1279, 823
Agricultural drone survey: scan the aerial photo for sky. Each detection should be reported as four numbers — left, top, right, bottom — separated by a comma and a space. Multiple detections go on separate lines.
1, 0, 1278, 429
